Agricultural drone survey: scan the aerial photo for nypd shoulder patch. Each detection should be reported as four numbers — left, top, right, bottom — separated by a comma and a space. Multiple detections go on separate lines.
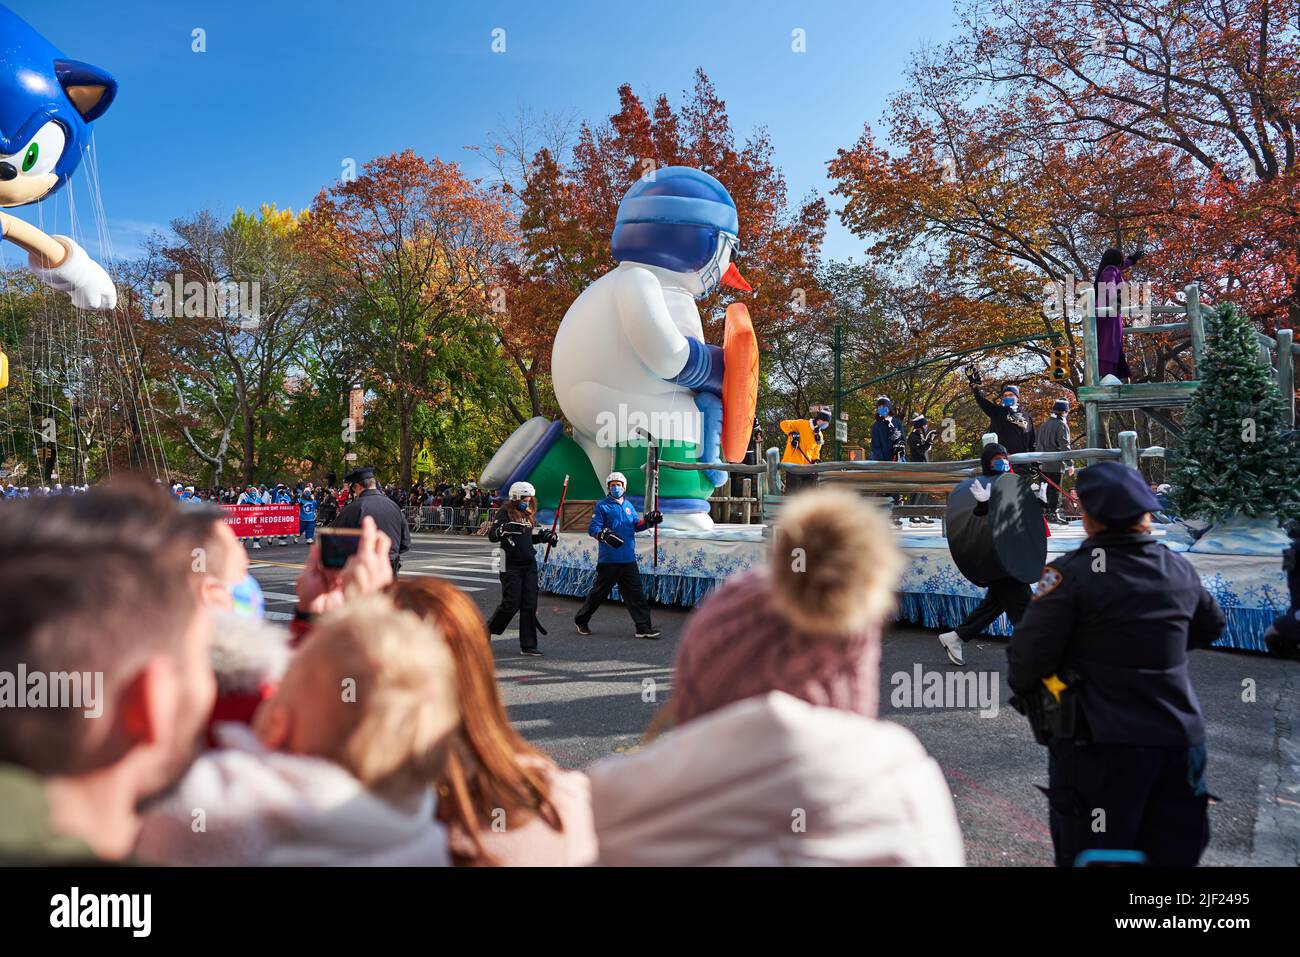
1031, 565, 1064, 599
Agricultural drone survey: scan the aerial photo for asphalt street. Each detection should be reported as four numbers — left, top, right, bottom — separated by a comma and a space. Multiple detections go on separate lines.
247, 531, 1300, 867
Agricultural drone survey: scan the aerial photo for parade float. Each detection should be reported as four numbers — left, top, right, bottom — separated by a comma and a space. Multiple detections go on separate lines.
480, 166, 1295, 652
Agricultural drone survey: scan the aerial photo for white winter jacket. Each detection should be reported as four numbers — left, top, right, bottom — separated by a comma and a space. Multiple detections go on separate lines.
134, 723, 449, 867
589, 692, 964, 866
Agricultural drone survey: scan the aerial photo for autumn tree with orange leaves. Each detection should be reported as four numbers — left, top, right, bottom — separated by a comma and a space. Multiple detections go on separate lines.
481, 70, 829, 421
302, 150, 516, 487
829, 0, 1299, 449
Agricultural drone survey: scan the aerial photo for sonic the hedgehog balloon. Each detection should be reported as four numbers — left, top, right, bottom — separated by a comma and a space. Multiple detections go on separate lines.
0, 4, 117, 311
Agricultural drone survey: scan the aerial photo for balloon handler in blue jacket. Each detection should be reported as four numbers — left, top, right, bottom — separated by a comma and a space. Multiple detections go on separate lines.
295, 484, 319, 545
574, 471, 664, 640
487, 481, 558, 657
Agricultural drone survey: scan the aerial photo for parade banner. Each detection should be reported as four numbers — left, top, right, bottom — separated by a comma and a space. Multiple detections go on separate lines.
221, 504, 300, 538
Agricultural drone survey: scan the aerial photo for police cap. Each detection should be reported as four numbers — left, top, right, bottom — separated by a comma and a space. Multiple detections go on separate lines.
1075, 461, 1162, 526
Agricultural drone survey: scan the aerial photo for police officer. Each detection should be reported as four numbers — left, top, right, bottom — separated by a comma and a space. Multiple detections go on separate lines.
487, 481, 557, 657
333, 466, 411, 574
1007, 461, 1225, 867
574, 471, 663, 639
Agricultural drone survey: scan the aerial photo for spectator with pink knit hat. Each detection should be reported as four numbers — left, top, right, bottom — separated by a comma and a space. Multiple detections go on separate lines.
668, 486, 904, 728
589, 488, 964, 866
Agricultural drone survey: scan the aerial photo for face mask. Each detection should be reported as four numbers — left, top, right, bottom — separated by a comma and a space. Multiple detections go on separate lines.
609, 484, 624, 498
992, 458, 1011, 474
1002, 396, 1016, 408
877, 406, 889, 417
517, 499, 532, 512
229, 574, 266, 620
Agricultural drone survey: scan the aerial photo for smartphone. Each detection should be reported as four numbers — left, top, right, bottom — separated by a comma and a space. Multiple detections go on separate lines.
318, 527, 362, 569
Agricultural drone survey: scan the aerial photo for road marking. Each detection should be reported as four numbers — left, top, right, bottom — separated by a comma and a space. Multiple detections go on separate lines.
398, 576, 485, 592
261, 591, 299, 602
265, 611, 293, 622
403, 569, 499, 585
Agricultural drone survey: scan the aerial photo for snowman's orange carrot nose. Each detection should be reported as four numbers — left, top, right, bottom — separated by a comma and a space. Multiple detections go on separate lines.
720, 262, 752, 292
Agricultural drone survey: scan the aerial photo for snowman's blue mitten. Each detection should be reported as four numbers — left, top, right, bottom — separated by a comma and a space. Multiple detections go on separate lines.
695, 393, 727, 487
669, 339, 723, 397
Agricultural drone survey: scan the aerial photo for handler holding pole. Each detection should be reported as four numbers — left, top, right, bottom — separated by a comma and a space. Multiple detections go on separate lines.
574, 471, 663, 640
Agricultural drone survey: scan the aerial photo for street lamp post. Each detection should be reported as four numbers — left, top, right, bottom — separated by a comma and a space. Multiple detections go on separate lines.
832, 319, 842, 462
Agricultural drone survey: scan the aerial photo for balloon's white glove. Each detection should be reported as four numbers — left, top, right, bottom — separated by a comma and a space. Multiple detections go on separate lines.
970, 479, 992, 502
29, 236, 117, 311
1033, 482, 1048, 504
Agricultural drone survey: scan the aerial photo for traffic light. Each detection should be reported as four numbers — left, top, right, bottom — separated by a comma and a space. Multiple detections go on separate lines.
1050, 346, 1072, 381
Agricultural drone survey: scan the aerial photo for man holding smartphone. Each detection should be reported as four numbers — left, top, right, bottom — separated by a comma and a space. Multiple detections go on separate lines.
332, 466, 410, 575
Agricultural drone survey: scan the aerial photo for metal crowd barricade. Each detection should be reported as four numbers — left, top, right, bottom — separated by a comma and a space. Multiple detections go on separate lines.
411, 504, 490, 534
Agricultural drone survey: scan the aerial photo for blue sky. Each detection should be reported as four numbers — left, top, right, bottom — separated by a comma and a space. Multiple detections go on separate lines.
6, 0, 958, 265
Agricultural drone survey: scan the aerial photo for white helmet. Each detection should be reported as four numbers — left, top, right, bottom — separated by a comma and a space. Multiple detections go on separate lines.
508, 481, 536, 500
605, 472, 627, 487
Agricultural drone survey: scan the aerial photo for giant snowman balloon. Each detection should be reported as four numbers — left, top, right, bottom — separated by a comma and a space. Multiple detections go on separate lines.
551, 167, 755, 532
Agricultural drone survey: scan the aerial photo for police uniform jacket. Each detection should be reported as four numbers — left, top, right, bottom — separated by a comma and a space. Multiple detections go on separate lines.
1007, 530, 1225, 747
333, 488, 411, 562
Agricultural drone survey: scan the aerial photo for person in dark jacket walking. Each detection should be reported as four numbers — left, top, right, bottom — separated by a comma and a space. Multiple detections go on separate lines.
486, 481, 557, 657
1035, 398, 1075, 524
1007, 461, 1224, 866
968, 369, 1035, 459
333, 467, 411, 574
936, 443, 1034, 666
574, 471, 663, 639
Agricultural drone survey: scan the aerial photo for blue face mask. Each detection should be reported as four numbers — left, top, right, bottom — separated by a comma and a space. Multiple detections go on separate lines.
992, 458, 1011, 474
1002, 396, 1016, 408
229, 574, 265, 620
877, 406, 889, 416
608, 484, 624, 499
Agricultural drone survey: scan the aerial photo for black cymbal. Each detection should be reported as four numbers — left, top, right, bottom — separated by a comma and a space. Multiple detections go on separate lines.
945, 473, 1047, 586
989, 472, 1048, 584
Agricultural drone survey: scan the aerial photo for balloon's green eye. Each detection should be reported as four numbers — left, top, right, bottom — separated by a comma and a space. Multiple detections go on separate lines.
21, 143, 38, 173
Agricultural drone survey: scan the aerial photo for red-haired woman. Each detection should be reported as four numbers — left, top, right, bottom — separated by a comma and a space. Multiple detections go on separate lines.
387, 577, 595, 866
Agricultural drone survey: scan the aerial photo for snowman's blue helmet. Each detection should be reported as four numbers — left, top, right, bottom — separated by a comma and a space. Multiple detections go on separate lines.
611, 167, 739, 283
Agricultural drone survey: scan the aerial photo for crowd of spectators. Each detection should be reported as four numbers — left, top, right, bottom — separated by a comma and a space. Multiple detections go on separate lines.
0, 478, 963, 867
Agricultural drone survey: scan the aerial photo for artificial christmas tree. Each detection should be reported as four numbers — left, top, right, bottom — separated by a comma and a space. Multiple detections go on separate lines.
1170, 303, 1300, 522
